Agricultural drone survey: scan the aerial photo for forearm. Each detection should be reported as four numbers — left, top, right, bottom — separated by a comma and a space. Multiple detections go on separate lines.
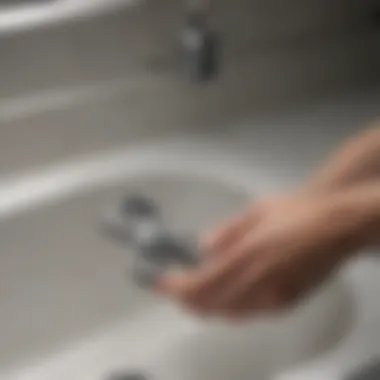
306, 125, 380, 193
337, 182, 380, 248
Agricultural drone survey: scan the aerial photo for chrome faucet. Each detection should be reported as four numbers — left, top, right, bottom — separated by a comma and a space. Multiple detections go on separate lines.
182, 0, 219, 82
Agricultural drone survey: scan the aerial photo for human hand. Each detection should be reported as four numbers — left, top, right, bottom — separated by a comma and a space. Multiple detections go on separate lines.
158, 190, 364, 320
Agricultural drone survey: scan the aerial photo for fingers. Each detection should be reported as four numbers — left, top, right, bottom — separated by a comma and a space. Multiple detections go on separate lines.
202, 206, 262, 256
158, 246, 249, 313
202, 213, 250, 254
159, 264, 289, 319
205, 256, 268, 312
159, 228, 267, 314
157, 191, 339, 321
159, 241, 302, 319
224, 287, 288, 321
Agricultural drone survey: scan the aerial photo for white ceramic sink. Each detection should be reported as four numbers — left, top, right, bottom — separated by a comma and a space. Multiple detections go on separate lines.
0, 145, 354, 380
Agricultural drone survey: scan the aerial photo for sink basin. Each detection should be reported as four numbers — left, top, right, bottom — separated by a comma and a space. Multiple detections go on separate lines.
0, 0, 378, 376
0, 146, 353, 380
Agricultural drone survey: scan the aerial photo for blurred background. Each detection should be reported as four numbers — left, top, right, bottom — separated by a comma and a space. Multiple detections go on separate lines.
0, 1, 379, 379
0, 0, 379, 173
0, 0, 379, 175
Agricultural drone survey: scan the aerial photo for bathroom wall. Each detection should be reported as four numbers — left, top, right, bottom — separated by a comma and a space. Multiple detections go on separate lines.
0, 0, 378, 101
0, 0, 378, 178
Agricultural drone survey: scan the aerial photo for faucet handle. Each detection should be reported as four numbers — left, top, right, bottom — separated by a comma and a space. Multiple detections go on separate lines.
182, 0, 219, 82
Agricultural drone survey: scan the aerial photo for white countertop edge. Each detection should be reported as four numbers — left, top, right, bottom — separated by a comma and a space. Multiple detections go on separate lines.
0, 0, 141, 34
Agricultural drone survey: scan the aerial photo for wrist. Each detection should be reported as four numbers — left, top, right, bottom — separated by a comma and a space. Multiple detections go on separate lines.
334, 183, 380, 250
303, 174, 352, 196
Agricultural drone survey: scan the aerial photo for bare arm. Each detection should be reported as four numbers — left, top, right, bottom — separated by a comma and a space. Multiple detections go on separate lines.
160, 180, 380, 317
338, 181, 380, 248
159, 124, 380, 317
306, 125, 380, 193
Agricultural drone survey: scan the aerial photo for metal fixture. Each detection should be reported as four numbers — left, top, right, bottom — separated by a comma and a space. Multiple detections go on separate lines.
181, 0, 220, 82
103, 195, 200, 288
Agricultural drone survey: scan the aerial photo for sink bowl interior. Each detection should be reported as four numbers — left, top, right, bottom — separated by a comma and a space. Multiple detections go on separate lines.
0, 169, 353, 380
0, 171, 247, 375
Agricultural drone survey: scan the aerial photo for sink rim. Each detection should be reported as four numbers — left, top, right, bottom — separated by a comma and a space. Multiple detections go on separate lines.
0, 141, 277, 221
0, 0, 140, 35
